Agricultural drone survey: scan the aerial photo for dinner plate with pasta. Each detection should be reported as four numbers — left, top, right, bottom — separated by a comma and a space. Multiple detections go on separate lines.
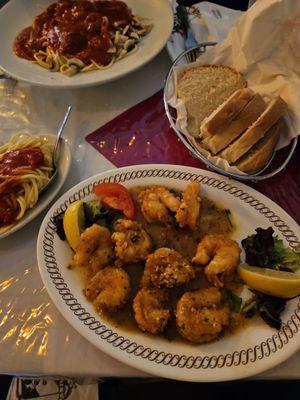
0, 0, 173, 88
37, 164, 300, 382
0, 132, 71, 239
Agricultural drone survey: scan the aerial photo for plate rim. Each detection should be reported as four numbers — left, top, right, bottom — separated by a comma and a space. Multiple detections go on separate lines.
0, 0, 173, 88
0, 135, 71, 240
37, 164, 300, 382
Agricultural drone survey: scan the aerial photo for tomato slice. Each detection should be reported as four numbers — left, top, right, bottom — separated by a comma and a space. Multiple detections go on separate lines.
93, 182, 136, 219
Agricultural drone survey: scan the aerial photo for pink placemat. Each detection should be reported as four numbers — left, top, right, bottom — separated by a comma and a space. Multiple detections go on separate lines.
86, 90, 300, 224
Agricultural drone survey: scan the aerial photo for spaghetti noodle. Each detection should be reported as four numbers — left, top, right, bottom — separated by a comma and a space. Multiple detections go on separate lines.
13, 0, 152, 77
0, 134, 53, 234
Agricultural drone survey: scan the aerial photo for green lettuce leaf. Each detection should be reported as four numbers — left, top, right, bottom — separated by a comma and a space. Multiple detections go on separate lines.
273, 237, 300, 272
224, 289, 242, 312
241, 227, 300, 272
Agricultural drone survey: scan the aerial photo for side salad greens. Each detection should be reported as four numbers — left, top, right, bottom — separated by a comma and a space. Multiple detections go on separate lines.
241, 227, 300, 272
235, 226, 300, 330
83, 200, 123, 230
53, 182, 135, 243
241, 291, 287, 330
226, 288, 287, 330
53, 199, 122, 241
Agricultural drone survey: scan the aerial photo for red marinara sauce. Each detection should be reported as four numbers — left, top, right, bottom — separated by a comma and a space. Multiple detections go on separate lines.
0, 147, 45, 227
0, 195, 19, 227
13, 0, 134, 66
0, 147, 44, 174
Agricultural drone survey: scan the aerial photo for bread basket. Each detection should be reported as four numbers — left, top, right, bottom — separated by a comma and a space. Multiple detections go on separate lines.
163, 42, 298, 182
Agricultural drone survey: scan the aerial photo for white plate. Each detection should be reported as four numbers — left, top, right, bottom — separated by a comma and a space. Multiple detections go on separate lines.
0, 0, 173, 88
0, 134, 71, 239
37, 165, 300, 382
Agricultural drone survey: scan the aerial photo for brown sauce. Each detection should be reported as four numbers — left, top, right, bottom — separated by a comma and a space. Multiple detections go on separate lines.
75, 185, 246, 343
14, 0, 133, 65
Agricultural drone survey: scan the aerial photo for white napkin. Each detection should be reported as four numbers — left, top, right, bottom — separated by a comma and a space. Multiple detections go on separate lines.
167, 1, 243, 61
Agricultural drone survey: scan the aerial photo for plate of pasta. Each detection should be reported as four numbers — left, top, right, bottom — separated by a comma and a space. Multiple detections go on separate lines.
0, 0, 173, 88
0, 133, 71, 239
37, 164, 300, 382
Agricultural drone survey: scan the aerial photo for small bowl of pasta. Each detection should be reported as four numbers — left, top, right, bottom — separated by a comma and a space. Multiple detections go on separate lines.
0, 132, 71, 239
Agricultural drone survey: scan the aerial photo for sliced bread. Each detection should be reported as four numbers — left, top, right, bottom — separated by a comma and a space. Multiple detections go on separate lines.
220, 96, 287, 164
236, 123, 280, 173
201, 92, 266, 154
200, 88, 256, 138
177, 65, 247, 137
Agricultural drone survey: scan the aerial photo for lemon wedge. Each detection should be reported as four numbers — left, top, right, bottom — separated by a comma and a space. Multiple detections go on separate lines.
63, 200, 85, 250
238, 264, 300, 298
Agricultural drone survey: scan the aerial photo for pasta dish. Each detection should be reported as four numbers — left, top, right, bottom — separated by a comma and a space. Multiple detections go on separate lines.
13, 0, 152, 76
0, 134, 53, 234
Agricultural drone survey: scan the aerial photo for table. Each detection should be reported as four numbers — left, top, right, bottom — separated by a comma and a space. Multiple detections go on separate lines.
0, 48, 300, 380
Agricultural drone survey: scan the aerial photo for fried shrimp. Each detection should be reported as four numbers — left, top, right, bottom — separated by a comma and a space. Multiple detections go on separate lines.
72, 224, 114, 276
193, 234, 241, 287
175, 287, 230, 343
133, 287, 170, 334
175, 182, 201, 230
138, 186, 180, 224
112, 219, 152, 264
84, 267, 130, 313
142, 248, 195, 288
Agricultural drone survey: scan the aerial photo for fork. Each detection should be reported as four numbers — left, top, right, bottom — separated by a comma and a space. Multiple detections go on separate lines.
176, 5, 198, 63
40, 105, 72, 194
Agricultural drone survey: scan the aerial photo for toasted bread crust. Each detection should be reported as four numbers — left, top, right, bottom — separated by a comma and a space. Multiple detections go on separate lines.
200, 88, 256, 139
236, 123, 280, 173
220, 96, 286, 164
202, 92, 267, 154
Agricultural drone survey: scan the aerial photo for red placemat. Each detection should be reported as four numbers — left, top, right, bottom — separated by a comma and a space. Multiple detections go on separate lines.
86, 90, 300, 224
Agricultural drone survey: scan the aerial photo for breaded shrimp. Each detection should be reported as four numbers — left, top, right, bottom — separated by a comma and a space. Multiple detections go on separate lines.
138, 186, 180, 224
72, 224, 114, 276
175, 182, 201, 230
133, 287, 170, 334
159, 188, 181, 212
175, 287, 230, 343
84, 266, 130, 312
142, 247, 195, 288
193, 234, 241, 287
112, 219, 152, 264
